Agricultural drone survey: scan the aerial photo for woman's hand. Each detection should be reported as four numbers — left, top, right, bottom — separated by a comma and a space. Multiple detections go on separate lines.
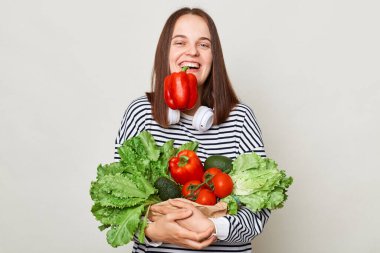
151, 199, 216, 234
150, 199, 215, 233
145, 207, 216, 249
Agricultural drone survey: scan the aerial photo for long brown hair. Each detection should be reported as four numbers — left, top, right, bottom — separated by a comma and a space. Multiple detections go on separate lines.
146, 7, 239, 127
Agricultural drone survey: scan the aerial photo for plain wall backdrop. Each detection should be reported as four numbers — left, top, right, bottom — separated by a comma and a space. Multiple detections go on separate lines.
1, 0, 379, 252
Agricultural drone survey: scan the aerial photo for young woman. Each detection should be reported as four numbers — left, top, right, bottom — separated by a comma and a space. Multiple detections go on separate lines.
114, 7, 270, 253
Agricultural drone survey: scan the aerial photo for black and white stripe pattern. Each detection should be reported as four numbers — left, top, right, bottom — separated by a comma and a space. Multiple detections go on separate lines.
114, 96, 270, 253
224, 207, 270, 244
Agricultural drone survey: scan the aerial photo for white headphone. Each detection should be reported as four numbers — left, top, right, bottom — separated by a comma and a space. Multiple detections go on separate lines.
168, 106, 214, 132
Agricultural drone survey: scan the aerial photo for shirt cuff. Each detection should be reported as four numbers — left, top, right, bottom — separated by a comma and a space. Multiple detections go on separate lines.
209, 217, 230, 240
144, 236, 163, 247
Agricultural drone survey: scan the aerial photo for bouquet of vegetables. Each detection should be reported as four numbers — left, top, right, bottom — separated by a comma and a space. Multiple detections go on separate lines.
90, 131, 293, 247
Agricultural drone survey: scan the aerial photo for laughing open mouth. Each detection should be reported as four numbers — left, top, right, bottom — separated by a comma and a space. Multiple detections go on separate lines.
180, 62, 200, 70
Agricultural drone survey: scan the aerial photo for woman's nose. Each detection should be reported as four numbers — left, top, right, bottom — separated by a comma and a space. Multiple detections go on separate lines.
186, 44, 199, 56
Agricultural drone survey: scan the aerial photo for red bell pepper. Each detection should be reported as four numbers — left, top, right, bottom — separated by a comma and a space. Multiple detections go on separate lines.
164, 66, 198, 110
169, 150, 204, 185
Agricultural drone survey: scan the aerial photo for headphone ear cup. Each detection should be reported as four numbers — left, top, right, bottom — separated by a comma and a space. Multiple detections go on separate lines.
167, 108, 180, 125
192, 106, 214, 132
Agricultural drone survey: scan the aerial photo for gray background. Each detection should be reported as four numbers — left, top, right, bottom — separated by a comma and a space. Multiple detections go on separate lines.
1, 0, 379, 252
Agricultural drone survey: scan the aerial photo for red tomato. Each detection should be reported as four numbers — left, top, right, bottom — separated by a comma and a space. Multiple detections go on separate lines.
211, 173, 234, 198
202, 168, 222, 190
202, 168, 222, 183
195, 189, 217, 205
182, 180, 203, 200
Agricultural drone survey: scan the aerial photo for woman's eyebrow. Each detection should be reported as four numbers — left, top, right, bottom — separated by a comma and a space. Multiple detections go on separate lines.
199, 37, 211, 42
171, 35, 211, 42
172, 35, 187, 40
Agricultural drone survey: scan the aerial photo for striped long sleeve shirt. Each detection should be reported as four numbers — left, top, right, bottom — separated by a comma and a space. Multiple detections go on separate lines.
114, 96, 270, 253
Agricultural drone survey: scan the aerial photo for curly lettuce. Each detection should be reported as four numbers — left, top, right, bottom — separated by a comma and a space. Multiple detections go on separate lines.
224, 152, 293, 213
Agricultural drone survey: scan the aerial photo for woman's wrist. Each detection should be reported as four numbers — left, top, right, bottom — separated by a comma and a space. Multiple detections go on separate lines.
144, 222, 163, 246
207, 218, 217, 234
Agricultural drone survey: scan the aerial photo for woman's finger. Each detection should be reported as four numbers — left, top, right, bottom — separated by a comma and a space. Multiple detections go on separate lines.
181, 234, 217, 249
150, 204, 180, 215
166, 209, 192, 222
149, 214, 162, 222
193, 226, 215, 241
168, 199, 196, 210
149, 206, 189, 222
174, 225, 215, 242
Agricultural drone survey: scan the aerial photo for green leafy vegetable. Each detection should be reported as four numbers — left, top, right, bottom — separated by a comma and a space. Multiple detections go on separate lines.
90, 131, 197, 247
105, 205, 145, 247
137, 206, 151, 243
90, 165, 159, 247
149, 140, 177, 183
176, 141, 199, 154
228, 152, 293, 213
221, 195, 239, 215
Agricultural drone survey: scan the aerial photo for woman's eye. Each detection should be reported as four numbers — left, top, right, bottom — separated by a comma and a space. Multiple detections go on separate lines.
199, 43, 210, 48
174, 41, 185, 46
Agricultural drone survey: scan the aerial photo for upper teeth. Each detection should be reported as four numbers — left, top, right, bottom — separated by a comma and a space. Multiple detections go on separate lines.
180, 62, 200, 68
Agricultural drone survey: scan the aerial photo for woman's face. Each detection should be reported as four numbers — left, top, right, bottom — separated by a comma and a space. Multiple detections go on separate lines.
169, 14, 213, 86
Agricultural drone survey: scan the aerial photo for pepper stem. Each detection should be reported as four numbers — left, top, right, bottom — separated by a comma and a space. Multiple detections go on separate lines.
178, 155, 189, 167
181, 66, 189, 72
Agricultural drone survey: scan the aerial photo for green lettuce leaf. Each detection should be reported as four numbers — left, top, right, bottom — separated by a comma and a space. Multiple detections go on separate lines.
229, 152, 293, 212
177, 141, 199, 154
138, 131, 160, 161
137, 206, 151, 243
149, 140, 177, 183
98, 173, 151, 198
92, 204, 138, 226
90, 186, 146, 208
96, 162, 128, 178
221, 195, 239, 215
90, 131, 174, 248
106, 205, 145, 247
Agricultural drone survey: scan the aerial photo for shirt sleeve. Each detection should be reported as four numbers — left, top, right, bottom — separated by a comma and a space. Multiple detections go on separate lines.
221, 104, 271, 243
209, 217, 230, 240
114, 97, 147, 161
237, 104, 266, 157
224, 208, 271, 243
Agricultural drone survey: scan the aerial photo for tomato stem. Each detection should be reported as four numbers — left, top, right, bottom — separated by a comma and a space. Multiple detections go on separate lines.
204, 173, 216, 190
181, 66, 189, 72
187, 181, 207, 200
